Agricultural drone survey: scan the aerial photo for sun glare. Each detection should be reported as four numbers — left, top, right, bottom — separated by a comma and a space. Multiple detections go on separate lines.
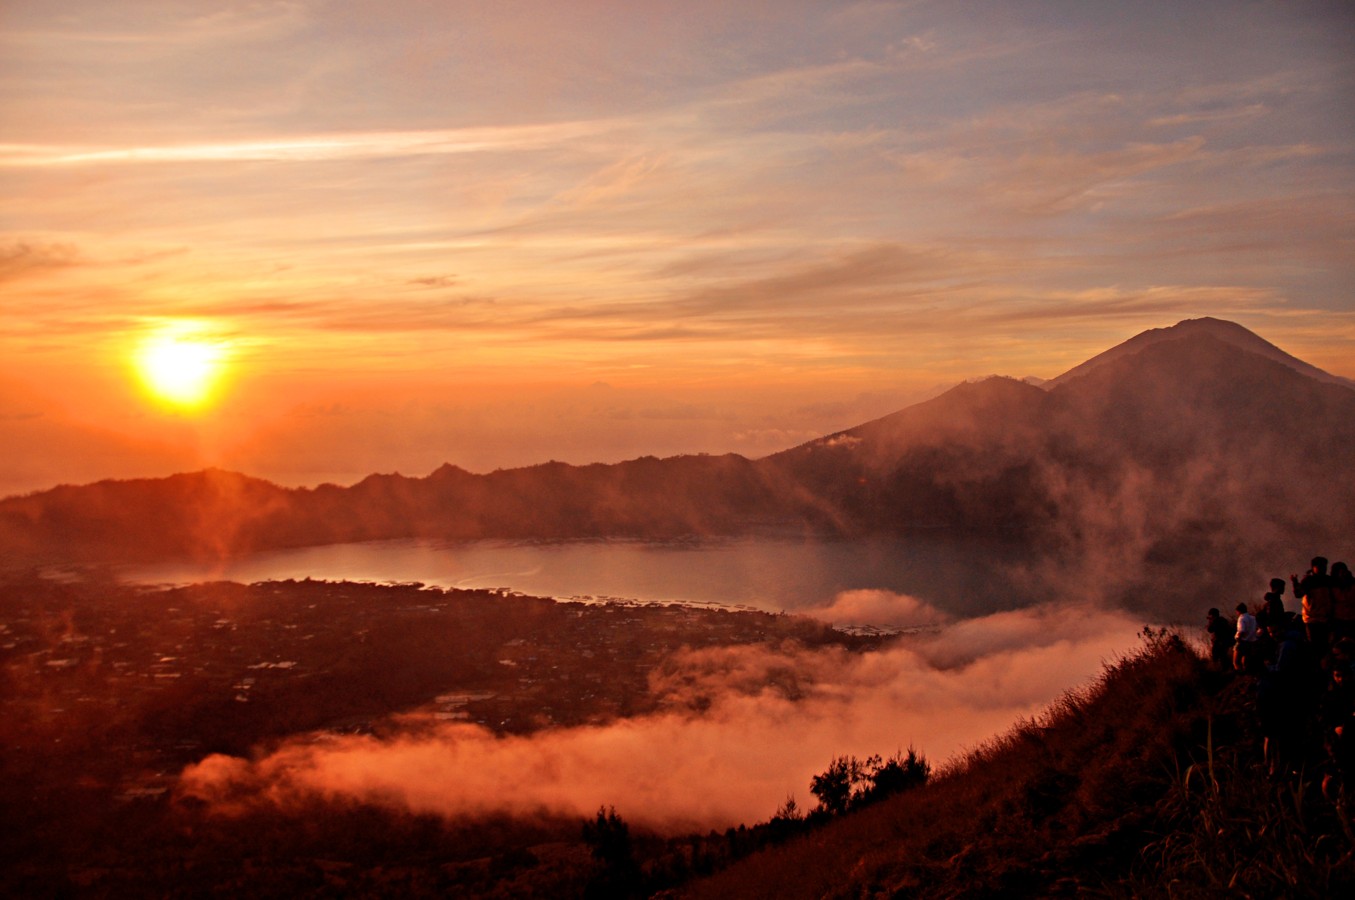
133, 326, 228, 411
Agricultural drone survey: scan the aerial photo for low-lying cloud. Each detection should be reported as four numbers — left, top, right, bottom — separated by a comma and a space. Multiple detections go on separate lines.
804, 588, 951, 630
179, 602, 1146, 833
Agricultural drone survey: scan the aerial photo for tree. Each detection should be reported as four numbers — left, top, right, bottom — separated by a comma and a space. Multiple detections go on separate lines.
864, 747, 931, 802
767, 794, 809, 843
582, 806, 639, 898
810, 756, 854, 816
772, 795, 803, 822
810, 748, 931, 817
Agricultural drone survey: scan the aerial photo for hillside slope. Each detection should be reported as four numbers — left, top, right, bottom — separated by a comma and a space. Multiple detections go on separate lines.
679, 632, 1354, 898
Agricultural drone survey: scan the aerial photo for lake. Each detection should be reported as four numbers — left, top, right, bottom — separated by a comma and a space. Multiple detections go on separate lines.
126, 533, 1041, 622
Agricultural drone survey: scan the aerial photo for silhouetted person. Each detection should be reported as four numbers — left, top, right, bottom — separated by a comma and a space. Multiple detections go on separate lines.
1294, 557, 1335, 650
1257, 578, 1286, 631
1258, 614, 1312, 778
1206, 607, 1234, 669
1321, 661, 1355, 802
1234, 601, 1260, 672
1331, 562, 1355, 642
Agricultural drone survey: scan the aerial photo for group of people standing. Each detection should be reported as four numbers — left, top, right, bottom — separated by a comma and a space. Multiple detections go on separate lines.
1208, 557, 1355, 670
1205, 556, 1355, 790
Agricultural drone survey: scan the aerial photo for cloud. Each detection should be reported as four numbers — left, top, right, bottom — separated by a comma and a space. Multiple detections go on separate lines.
1147, 103, 1269, 128
0, 239, 79, 281
0, 121, 618, 168
0, 0, 310, 48
406, 275, 458, 289
806, 589, 949, 630
972, 285, 1280, 328
912, 604, 1127, 669
178, 604, 1145, 833
671, 244, 962, 315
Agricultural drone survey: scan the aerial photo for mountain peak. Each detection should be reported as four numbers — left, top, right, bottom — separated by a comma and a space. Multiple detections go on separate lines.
1046, 317, 1354, 390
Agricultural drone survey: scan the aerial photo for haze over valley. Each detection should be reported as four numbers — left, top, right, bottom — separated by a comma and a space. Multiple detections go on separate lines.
4, 2, 1354, 894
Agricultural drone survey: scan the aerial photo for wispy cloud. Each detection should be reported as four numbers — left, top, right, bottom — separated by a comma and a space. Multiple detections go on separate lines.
0, 1, 312, 48
0, 239, 79, 281
0, 121, 617, 167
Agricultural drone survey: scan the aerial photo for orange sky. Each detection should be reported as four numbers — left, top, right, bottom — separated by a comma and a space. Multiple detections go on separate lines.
2, 1, 1353, 497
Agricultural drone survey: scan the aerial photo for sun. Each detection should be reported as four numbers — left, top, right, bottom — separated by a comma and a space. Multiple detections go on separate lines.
133, 325, 229, 411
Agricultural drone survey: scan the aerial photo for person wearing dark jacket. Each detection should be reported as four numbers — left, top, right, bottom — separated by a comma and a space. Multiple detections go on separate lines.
1258, 615, 1313, 778
1258, 578, 1286, 631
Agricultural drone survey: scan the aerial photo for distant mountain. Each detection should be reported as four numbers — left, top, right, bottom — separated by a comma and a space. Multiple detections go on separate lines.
764, 326, 1355, 599
2, 319, 1352, 611
1045, 316, 1355, 389
763, 375, 1060, 533
0, 455, 816, 563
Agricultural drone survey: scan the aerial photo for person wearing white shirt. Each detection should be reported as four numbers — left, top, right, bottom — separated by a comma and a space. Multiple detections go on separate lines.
1233, 601, 1259, 671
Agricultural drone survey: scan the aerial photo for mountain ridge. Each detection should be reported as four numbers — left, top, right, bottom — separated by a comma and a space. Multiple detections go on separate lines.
2, 319, 1352, 618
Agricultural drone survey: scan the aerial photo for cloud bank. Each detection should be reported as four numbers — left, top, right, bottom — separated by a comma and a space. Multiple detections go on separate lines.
179, 602, 1146, 833
804, 588, 951, 630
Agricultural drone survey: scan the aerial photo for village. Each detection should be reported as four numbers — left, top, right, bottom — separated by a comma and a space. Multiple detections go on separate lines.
0, 573, 872, 811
